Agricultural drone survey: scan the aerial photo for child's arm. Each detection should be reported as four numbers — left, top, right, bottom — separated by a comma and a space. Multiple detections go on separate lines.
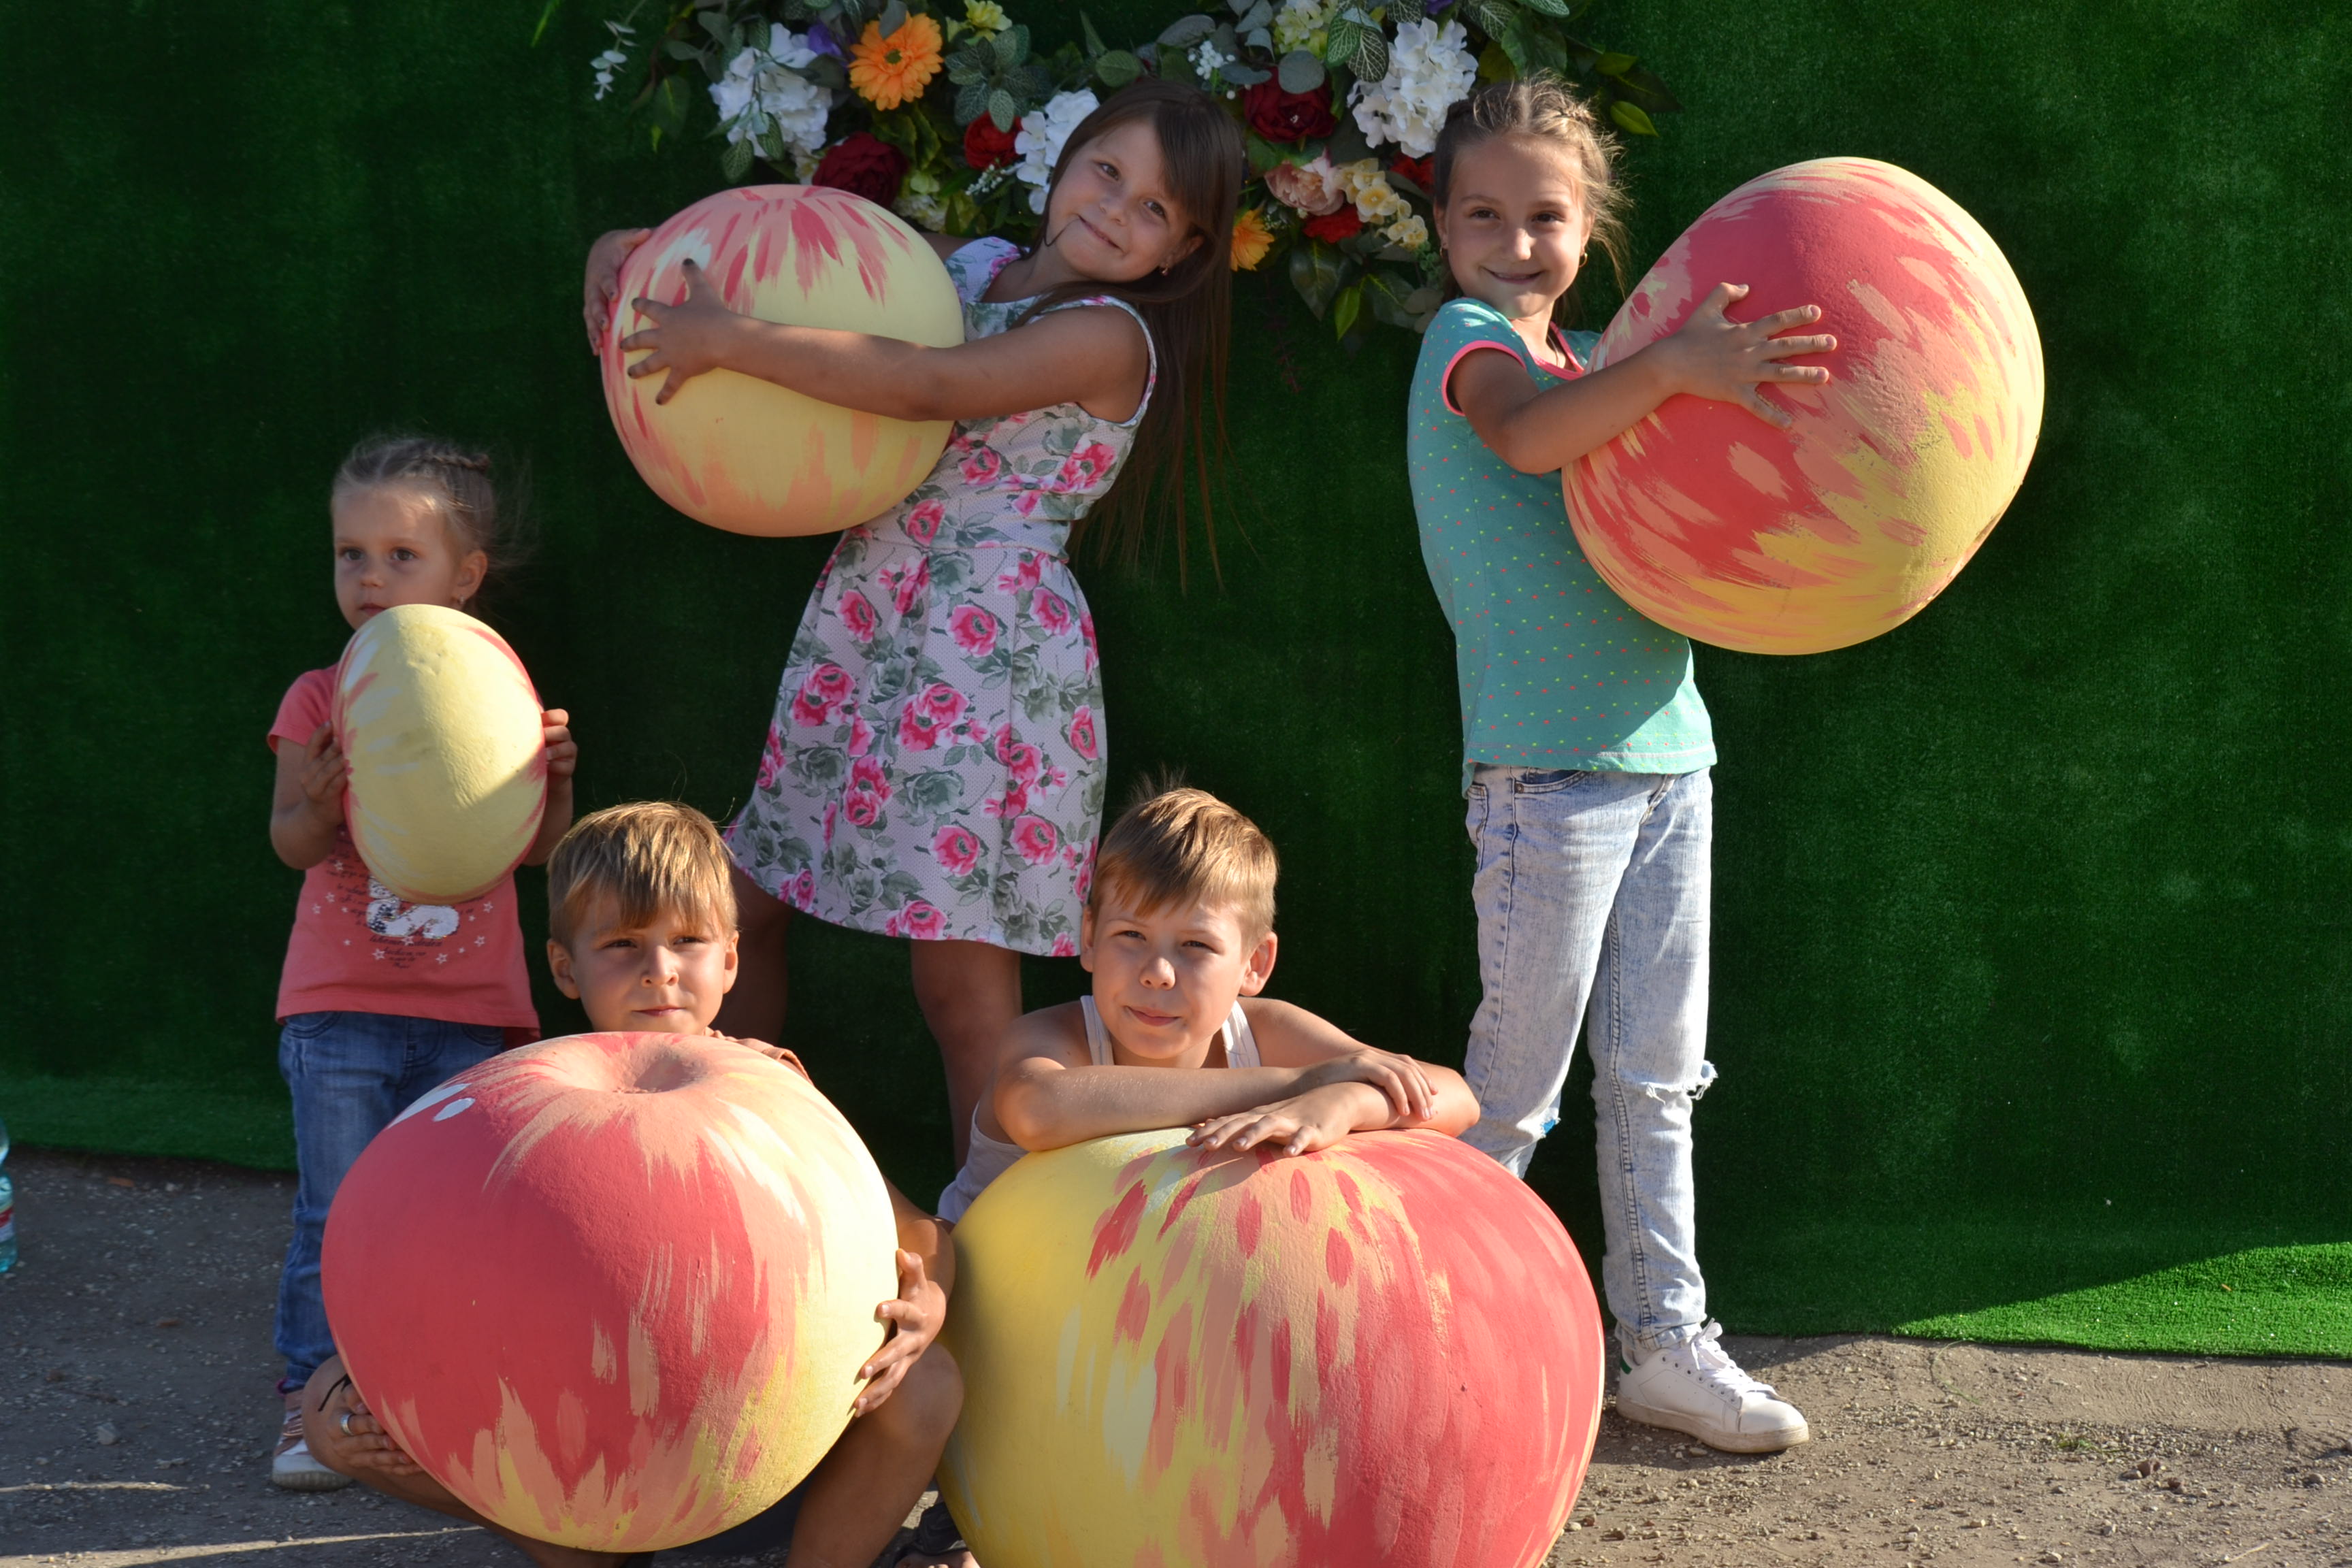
1456, 283, 1837, 476
852, 1181, 955, 1416
521, 708, 577, 866
1188, 999, 1480, 1158
270, 723, 348, 870
618, 259, 1149, 424
990, 1007, 1448, 1154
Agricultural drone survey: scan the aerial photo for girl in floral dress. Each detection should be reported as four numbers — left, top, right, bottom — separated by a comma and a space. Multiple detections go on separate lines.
587, 80, 1243, 1161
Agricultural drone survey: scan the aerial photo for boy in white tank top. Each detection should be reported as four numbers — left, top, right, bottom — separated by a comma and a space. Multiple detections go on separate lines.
936, 786, 1479, 1223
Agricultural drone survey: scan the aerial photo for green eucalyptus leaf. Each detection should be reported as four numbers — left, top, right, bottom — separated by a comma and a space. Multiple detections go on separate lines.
1608, 98, 1658, 135
880, 0, 908, 35
1288, 240, 1347, 317
1224, 61, 1271, 85
1237, 0, 1274, 29
1612, 63, 1682, 112
1277, 49, 1326, 91
1245, 25, 1273, 50
1159, 12, 1217, 46
1095, 48, 1143, 84
1333, 279, 1364, 338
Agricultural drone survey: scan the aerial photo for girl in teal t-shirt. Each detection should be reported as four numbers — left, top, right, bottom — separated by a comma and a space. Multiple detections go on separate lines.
1406, 76, 1835, 1456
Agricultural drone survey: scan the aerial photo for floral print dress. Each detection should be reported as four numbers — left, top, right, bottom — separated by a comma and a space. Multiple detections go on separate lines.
727, 238, 1149, 956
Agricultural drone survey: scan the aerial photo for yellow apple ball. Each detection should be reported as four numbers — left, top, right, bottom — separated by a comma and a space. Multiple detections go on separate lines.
332, 603, 546, 904
602, 185, 968, 537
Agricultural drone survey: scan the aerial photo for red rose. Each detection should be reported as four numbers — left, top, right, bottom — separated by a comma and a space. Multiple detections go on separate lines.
813, 131, 910, 208
964, 115, 1019, 169
1242, 80, 1337, 143
1391, 154, 1435, 189
1302, 206, 1364, 243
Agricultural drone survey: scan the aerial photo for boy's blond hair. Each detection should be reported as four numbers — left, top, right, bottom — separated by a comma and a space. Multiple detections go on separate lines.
546, 802, 738, 945
1090, 785, 1277, 938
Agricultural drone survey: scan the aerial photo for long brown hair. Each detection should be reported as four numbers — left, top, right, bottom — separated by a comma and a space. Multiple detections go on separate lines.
1019, 79, 1243, 573
1430, 76, 1631, 328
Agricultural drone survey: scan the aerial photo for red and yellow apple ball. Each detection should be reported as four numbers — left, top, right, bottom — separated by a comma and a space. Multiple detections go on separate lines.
938, 1128, 1607, 1568
321, 1033, 900, 1552
1566, 157, 2044, 655
602, 184, 966, 536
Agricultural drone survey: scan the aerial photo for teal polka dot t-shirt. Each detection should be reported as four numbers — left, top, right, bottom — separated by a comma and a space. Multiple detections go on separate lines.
1408, 297, 1716, 791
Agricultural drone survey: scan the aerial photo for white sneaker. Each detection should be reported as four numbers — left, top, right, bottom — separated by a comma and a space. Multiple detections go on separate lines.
271, 1399, 351, 1491
1613, 1321, 1810, 1454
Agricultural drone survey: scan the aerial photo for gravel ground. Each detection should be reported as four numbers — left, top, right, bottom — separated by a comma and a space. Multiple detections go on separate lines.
3, 1147, 2347, 1567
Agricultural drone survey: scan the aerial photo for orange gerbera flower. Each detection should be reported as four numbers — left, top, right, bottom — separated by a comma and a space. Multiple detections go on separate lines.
1230, 208, 1275, 271
849, 14, 945, 110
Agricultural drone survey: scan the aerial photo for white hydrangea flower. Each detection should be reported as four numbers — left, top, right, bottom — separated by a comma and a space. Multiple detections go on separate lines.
1273, 0, 1335, 58
1014, 89, 1100, 214
710, 24, 831, 160
590, 20, 633, 101
1384, 213, 1429, 250
1349, 18, 1475, 157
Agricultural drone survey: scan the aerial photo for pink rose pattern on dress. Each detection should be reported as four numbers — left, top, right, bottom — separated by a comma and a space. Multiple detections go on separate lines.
723, 238, 1146, 955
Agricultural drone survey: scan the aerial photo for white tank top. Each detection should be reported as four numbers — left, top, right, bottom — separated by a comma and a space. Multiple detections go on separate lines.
935, 996, 1261, 1222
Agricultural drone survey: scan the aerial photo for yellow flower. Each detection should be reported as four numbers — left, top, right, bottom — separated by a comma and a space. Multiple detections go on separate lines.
1231, 208, 1275, 271
964, 0, 1009, 34
1385, 214, 1429, 250
849, 14, 945, 110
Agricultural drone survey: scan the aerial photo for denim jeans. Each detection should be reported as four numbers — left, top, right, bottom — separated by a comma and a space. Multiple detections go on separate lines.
274, 1011, 504, 1390
1461, 766, 1716, 1355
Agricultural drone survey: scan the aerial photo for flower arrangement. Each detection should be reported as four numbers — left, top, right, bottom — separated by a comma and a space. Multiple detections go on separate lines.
570, 0, 1676, 339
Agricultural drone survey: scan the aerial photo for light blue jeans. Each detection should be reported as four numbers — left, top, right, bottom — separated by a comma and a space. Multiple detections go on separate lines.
1461, 766, 1716, 1355
274, 1011, 505, 1391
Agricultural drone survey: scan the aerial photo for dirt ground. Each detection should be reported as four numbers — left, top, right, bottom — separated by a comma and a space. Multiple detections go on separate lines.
3, 1148, 2347, 1568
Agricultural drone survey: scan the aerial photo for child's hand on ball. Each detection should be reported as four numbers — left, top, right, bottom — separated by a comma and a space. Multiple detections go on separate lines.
583, 227, 651, 352
1298, 1046, 1435, 1124
540, 709, 578, 781
314, 1379, 423, 1479
621, 259, 744, 406
1650, 282, 1838, 429
295, 724, 349, 827
1189, 1087, 1358, 1159
855, 1250, 947, 1415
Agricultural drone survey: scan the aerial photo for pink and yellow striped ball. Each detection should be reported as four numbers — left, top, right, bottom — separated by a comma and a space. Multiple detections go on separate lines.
1567, 157, 2044, 655
602, 185, 966, 536
940, 1128, 1605, 1568
321, 1033, 899, 1551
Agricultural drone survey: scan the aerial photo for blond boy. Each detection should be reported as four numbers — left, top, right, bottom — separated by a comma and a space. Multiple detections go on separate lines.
939, 785, 1480, 1220
302, 802, 961, 1568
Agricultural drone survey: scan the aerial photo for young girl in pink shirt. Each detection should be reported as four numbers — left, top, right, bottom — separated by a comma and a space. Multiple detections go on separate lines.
261, 437, 577, 1490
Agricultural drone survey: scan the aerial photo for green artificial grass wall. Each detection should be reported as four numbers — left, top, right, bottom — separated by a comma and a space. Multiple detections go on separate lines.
3, 0, 2346, 1359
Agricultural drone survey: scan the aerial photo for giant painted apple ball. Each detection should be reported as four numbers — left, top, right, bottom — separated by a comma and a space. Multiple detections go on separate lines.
1567, 157, 2044, 655
602, 184, 966, 536
938, 1129, 1605, 1568
322, 1034, 900, 1552
333, 603, 545, 904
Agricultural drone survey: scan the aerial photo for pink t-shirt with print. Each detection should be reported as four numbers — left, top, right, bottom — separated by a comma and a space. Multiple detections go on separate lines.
269, 668, 538, 1031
